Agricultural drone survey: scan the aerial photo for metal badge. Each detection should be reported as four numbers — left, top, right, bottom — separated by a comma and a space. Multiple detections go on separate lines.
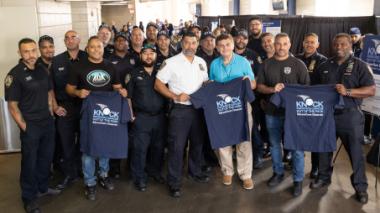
199, 63, 205, 71
257, 56, 263, 64
308, 60, 316, 72
25, 76, 32, 81
284, 67, 292, 75
58, 67, 65, 71
125, 73, 131, 84
344, 61, 354, 76
137, 76, 144, 80
130, 59, 135, 65
4, 75, 13, 88
112, 61, 118, 65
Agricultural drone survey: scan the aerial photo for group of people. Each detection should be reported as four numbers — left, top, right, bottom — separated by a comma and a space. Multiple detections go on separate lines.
4, 16, 376, 213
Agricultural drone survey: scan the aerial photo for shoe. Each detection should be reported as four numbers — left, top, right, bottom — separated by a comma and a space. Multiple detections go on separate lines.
189, 174, 209, 183
37, 187, 61, 197
267, 173, 284, 187
309, 179, 331, 189
242, 178, 254, 190
284, 152, 292, 162
169, 187, 181, 198
85, 185, 96, 201
293, 181, 303, 197
134, 182, 147, 192
149, 175, 165, 184
253, 158, 264, 169
55, 176, 78, 190
222, 175, 232, 186
355, 191, 368, 204
98, 176, 114, 190
24, 200, 41, 213
202, 165, 212, 173
309, 169, 318, 179
109, 168, 121, 179
263, 149, 271, 159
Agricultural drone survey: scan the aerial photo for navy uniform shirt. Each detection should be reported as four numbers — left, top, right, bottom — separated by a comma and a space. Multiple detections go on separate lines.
4, 62, 52, 122
52, 50, 87, 103
67, 57, 120, 91
296, 52, 327, 85
235, 48, 262, 76
128, 47, 141, 68
271, 84, 343, 152
257, 55, 310, 116
352, 42, 362, 58
126, 66, 166, 114
107, 53, 134, 88
103, 44, 115, 59
36, 57, 51, 72
196, 48, 219, 72
313, 55, 375, 108
156, 47, 177, 70
247, 36, 265, 57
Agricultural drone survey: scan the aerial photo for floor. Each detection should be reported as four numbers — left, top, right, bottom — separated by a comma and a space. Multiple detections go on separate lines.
0, 145, 379, 213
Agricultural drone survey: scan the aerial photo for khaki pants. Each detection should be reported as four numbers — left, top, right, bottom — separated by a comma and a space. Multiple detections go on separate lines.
217, 103, 253, 180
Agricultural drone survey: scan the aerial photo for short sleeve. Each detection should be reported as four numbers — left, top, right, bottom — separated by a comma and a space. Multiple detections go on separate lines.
358, 62, 375, 87
4, 74, 21, 102
121, 97, 132, 123
270, 91, 283, 108
242, 58, 255, 80
190, 84, 208, 109
126, 73, 135, 99
256, 61, 266, 84
156, 60, 171, 84
67, 64, 79, 86
243, 78, 255, 103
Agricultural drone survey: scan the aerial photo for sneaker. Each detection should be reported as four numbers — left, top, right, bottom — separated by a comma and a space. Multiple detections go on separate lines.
37, 187, 61, 197
293, 181, 303, 197
222, 175, 232, 186
99, 176, 114, 190
242, 178, 254, 190
24, 200, 41, 213
355, 191, 368, 204
85, 185, 96, 201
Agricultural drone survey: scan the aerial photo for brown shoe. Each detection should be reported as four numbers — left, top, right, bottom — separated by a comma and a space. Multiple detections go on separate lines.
222, 175, 232, 185
242, 178, 254, 190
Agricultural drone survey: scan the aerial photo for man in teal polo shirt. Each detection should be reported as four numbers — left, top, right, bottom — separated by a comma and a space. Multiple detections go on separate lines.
209, 33, 256, 190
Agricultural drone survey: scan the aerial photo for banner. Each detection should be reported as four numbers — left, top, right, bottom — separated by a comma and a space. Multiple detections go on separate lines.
361, 35, 380, 115
263, 20, 281, 35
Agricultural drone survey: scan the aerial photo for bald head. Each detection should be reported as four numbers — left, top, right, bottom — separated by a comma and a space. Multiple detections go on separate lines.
130, 27, 144, 48
64, 30, 81, 51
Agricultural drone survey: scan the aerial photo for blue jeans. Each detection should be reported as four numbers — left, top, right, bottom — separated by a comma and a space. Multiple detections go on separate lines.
265, 115, 304, 182
82, 153, 109, 186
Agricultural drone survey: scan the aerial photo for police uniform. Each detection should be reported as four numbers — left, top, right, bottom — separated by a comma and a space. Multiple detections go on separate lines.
156, 47, 177, 70
103, 44, 115, 59
236, 48, 262, 77
108, 53, 134, 88
196, 48, 219, 72
313, 55, 374, 194
296, 51, 327, 176
128, 47, 141, 68
51, 50, 87, 183
4, 61, 55, 206
36, 57, 51, 72
156, 52, 208, 191
127, 66, 167, 188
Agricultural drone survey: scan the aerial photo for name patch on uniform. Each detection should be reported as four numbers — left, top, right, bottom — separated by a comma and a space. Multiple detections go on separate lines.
137, 76, 144, 81
130, 59, 135, 65
86, 70, 111, 87
58, 67, 65, 71
112, 61, 118, 65
284, 67, 292, 75
125, 73, 131, 85
4, 75, 13, 88
199, 63, 205, 71
25, 76, 32, 81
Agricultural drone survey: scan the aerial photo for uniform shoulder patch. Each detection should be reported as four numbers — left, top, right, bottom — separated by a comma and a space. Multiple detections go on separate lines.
199, 63, 205, 71
4, 75, 13, 88
125, 73, 132, 85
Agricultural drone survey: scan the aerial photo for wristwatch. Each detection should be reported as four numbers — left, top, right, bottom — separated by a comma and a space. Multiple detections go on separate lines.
346, 89, 352, 97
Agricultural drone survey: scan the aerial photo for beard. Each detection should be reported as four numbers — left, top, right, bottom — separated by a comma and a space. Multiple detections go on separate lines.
142, 60, 155, 67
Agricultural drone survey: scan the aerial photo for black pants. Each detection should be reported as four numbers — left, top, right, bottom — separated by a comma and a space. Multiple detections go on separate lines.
55, 114, 80, 178
311, 152, 319, 171
20, 118, 55, 204
130, 113, 166, 183
167, 105, 206, 188
318, 108, 368, 192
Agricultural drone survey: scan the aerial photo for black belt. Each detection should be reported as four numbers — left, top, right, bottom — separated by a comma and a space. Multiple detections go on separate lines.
173, 103, 193, 109
334, 106, 360, 114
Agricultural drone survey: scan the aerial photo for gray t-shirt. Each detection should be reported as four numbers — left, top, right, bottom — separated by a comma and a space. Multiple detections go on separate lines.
257, 55, 310, 115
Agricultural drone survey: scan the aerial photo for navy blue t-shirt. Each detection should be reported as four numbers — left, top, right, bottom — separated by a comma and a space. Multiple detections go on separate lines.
270, 84, 344, 152
191, 78, 255, 149
80, 91, 131, 158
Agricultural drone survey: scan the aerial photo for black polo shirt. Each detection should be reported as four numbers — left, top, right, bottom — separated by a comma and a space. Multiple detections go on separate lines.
107, 53, 134, 88
128, 47, 141, 67
51, 50, 87, 103
4, 62, 52, 122
247, 36, 265, 57
196, 48, 219, 72
103, 44, 115, 59
156, 47, 177, 70
126, 66, 166, 114
67, 57, 120, 92
314, 56, 375, 108
296, 52, 327, 85
257, 55, 310, 115
235, 48, 262, 76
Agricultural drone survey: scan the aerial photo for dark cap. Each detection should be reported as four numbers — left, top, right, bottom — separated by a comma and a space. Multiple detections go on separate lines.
98, 24, 112, 32
146, 22, 158, 30
189, 24, 202, 31
114, 32, 128, 41
200, 31, 215, 40
157, 30, 170, 39
141, 44, 156, 52
235, 28, 248, 38
349, 27, 361, 35
38, 35, 54, 46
